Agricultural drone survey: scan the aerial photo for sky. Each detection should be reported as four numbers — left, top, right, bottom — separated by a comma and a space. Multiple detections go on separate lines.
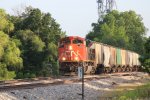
0, 0, 150, 37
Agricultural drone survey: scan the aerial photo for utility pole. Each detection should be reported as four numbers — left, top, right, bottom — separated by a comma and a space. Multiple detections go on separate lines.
78, 62, 84, 99
97, 0, 117, 21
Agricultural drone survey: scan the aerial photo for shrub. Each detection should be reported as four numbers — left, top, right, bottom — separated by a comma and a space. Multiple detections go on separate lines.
16, 72, 24, 79
30, 73, 36, 78
0, 63, 16, 80
117, 83, 150, 99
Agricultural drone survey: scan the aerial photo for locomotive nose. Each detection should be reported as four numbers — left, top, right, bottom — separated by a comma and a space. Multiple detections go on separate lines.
66, 45, 73, 51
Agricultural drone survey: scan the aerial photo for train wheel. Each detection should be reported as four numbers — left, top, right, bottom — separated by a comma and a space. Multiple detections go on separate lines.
126, 67, 130, 72
117, 67, 122, 72
135, 66, 138, 71
105, 68, 109, 73
90, 67, 96, 74
122, 66, 126, 72
129, 67, 132, 72
84, 66, 88, 73
75, 67, 78, 74
85, 66, 92, 74
112, 68, 116, 73
108, 68, 111, 73
104, 68, 107, 73
121, 67, 123, 72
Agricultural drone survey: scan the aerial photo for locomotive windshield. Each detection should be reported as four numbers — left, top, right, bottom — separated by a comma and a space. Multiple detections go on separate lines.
59, 38, 71, 48
73, 38, 83, 44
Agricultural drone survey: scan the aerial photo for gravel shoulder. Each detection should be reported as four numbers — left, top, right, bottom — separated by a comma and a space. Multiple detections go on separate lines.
0, 72, 149, 100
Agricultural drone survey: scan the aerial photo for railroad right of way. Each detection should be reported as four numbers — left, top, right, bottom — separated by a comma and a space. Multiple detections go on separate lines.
0, 72, 148, 92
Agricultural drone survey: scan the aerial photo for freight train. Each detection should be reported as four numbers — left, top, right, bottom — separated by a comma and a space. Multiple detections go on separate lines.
58, 36, 141, 74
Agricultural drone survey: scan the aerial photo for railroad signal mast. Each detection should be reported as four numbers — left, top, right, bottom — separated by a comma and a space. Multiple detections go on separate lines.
97, 0, 117, 21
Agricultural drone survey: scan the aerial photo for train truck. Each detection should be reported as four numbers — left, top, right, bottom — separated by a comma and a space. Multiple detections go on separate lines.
58, 36, 141, 74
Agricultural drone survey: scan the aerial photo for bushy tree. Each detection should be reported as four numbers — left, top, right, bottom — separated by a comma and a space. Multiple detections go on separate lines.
140, 37, 150, 73
0, 9, 14, 34
0, 9, 23, 80
14, 30, 45, 71
86, 10, 147, 54
0, 7, 65, 79
10, 7, 65, 77
0, 31, 22, 80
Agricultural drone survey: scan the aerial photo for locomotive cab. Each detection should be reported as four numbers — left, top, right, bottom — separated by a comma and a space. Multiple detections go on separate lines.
58, 36, 87, 73
58, 36, 86, 62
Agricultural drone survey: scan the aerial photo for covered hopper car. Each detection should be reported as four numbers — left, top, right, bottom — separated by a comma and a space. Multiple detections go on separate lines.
58, 36, 141, 74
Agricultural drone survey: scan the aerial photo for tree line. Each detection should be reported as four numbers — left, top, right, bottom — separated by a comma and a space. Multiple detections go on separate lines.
0, 7, 149, 80
0, 7, 65, 80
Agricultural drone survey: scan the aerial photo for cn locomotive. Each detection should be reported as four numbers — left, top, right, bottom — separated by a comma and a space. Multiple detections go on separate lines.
58, 36, 141, 74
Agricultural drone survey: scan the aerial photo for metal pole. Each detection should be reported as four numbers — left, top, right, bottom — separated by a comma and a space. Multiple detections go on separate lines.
82, 64, 84, 100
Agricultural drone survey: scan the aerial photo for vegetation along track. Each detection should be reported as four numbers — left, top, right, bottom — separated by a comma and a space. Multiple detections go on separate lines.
0, 72, 138, 92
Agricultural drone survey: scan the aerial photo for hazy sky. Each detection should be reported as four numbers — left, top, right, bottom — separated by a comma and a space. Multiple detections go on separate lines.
0, 0, 150, 37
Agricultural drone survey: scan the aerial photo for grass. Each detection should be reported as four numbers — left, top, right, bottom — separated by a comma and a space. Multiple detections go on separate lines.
99, 82, 150, 100
116, 83, 150, 100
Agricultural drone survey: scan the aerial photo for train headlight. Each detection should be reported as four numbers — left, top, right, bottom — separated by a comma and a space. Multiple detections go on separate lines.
62, 57, 66, 61
69, 46, 72, 50
75, 57, 78, 61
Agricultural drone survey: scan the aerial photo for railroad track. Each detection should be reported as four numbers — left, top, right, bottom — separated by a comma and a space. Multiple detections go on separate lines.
0, 72, 135, 92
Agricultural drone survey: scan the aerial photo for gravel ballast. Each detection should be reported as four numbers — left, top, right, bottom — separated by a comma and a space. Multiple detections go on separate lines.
0, 72, 149, 100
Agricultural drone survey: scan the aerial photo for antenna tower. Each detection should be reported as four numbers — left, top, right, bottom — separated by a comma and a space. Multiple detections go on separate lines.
97, 0, 116, 21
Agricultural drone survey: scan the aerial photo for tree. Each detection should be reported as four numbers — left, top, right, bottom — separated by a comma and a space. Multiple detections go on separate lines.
0, 9, 14, 34
140, 37, 150, 73
86, 10, 147, 54
145, 37, 150, 55
0, 9, 22, 80
14, 30, 45, 71
10, 7, 65, 76
0, 31, 22, 80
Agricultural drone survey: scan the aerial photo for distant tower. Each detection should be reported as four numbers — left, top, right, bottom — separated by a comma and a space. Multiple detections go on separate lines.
97, 0, 116, 21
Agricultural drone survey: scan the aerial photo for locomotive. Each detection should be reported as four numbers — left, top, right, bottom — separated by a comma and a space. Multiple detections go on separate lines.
58, 36, 141, 74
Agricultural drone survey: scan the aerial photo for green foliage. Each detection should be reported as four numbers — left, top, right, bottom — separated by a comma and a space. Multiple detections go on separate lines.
0, 63, 16, 80
16, 71, 36, 79
0, 9, 14, 34
15, 30, 45, 52
142, 59, 150, 73
0, 9, 22, 80
117, 83, 150, 100
145, 37, 150, 54
0, 31, 23, 69
16, 72, 24, 79
86, 10, 147, 54
9, 6, 65, 77
0, 31, 9, 47
7, 71, 16, 80
14, 30, 45, 71
0, 63, 7, 80
52, 61, 59, 76
0, 7, 64, 79
140, 37, 150, 73
23, 72, 36, 78
4, 41, 23, 69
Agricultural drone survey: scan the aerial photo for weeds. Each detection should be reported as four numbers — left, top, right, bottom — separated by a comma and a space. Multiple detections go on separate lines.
117, 83, 150, 100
